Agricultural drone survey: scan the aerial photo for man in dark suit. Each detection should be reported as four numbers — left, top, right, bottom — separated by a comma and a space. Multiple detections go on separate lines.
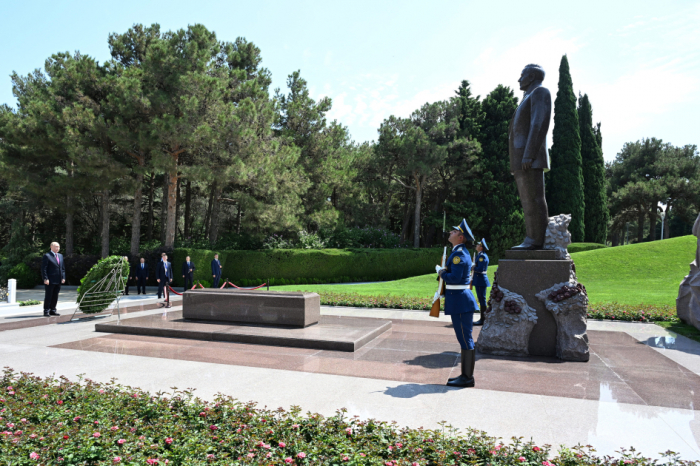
508, 63, 551, 250
41, 242, 65, 317
156, 252, 173, 307
211, 253, 222, 288
181, 256, 195, 292
135, 258, 149, 295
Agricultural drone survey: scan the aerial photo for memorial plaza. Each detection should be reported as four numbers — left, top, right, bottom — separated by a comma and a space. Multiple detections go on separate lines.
1, 290, 699, 460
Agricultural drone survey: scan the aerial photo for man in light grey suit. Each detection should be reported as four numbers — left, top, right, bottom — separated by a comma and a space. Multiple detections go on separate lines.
508, 63, 552, 250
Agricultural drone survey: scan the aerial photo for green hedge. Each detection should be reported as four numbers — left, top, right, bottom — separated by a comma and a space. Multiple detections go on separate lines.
8, 262, 39, 289
568, 242, 608, 254
170, 248, 442, 287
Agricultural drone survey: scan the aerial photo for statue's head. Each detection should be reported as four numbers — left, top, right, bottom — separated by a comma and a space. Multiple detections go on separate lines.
519, 64, 545, 91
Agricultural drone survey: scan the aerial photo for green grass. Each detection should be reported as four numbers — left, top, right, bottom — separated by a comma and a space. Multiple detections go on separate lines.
272, 235, 696, 306
567, 242, 608, 254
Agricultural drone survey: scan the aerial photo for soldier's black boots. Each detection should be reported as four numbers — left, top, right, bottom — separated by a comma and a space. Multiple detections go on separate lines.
447, 349, 475, 387
473, 315, 484, 326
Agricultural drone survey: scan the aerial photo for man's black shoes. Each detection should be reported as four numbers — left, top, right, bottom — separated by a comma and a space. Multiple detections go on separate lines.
49, 310, 60, 316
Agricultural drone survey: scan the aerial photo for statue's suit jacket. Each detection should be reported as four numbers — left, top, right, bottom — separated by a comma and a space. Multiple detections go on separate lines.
508, 85, 552, 173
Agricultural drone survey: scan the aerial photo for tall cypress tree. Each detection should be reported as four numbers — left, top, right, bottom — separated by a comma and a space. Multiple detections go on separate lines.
546, 55, 585, 242
578, 94, 609, 244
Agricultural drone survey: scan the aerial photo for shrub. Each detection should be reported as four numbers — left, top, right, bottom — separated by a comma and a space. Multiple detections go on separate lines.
170, 248, 441, 287
568, 242, 608, 254
321, 225, 402, 249
28, 254, 101, 286
76, 256, 129, 314
8, 262, 39, 289
19, 299, 41, 306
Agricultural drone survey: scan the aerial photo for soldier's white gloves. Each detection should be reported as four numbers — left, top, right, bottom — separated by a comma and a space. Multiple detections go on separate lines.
432, 291, 441, 303
435, 265, 446, 274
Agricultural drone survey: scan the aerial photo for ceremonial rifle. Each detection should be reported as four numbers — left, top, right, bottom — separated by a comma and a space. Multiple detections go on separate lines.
429, 211, 447, 317
469, 250, 476, 290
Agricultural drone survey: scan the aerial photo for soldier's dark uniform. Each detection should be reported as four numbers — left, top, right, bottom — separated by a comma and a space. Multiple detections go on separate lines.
440, 218, 478, 388
472, 238, 491, 326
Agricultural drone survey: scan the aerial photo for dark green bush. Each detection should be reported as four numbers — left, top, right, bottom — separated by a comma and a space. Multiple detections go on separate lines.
568, 242, 608, 254
170, 248, 442, 287
8, 262, 39, 289
76, 256, 129, 314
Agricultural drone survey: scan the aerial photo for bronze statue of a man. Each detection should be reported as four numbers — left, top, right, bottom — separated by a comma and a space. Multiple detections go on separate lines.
509, 64, 552, 250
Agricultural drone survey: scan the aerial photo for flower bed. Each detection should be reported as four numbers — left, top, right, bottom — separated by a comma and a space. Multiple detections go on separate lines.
586, 303, 676, 322
312, 291, 678, 323
0, 369, 692, 465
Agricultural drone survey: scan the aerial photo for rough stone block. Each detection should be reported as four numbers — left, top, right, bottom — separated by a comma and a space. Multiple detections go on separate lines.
495, 259, 571, 357
183, 289, 320, 328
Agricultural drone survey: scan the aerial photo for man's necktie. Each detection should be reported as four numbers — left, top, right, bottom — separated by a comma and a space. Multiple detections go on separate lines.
55, 253, 59, 265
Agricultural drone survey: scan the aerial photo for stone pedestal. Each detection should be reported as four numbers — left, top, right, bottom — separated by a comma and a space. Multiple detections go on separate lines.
498, 250, 571, 357
183, 289, 320, 328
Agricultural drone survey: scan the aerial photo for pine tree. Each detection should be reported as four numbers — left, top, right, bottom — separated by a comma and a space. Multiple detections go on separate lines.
547, 55, 585, 242
578, 94, 608, 244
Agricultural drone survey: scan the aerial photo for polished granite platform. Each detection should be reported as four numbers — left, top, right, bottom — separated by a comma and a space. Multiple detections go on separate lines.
63, 317, 700, 410
94, 311, 391, 352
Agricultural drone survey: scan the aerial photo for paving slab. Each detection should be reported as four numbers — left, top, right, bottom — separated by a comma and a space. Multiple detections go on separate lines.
0, 306, 699, 460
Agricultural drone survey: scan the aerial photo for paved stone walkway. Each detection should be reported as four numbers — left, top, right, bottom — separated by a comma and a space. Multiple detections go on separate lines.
1, 302, 698, 460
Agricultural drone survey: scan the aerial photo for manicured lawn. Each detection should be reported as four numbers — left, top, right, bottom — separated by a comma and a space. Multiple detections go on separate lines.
272, 235, 696, 306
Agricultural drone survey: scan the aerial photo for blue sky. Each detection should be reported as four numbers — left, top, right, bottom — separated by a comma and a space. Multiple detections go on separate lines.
1, 0, 698, 161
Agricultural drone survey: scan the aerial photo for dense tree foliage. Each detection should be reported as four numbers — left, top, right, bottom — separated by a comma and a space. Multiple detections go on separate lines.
1, 23, 697, 283
607, 138, 700, 244
578, 94, 608, 244
547, 55, 585, 242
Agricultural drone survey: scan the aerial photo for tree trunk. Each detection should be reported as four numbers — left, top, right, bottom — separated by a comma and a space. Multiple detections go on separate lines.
236, 204, 242, 234
65, 196, 74, 257
413, 174, 422, 248
160, 180, 167, 244
184, 180, 192, 238
101, 189, 110, 258
611, 230, 619, 247
147, 173, 155, 241
164, 148, 184, 249
649, 204, 658, 241
65, 161, 74, 256
425, 195, 441, 248
400, 188, 412, 242
175, 177, 182, 243
130, 172, 144, 256
637, 208, 645, 243
382, 192, 393, 229
204, 184, 215, 239
165, 170, 178, 249
209, 181, 221, 244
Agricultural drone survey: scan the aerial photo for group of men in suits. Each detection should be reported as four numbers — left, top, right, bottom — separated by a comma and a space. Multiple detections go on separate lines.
40, 244, 226, 313
124, 253, 223, 296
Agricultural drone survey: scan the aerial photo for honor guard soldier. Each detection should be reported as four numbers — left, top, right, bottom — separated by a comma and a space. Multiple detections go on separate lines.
471, 238, 490, 326
438, 218, 479, 388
